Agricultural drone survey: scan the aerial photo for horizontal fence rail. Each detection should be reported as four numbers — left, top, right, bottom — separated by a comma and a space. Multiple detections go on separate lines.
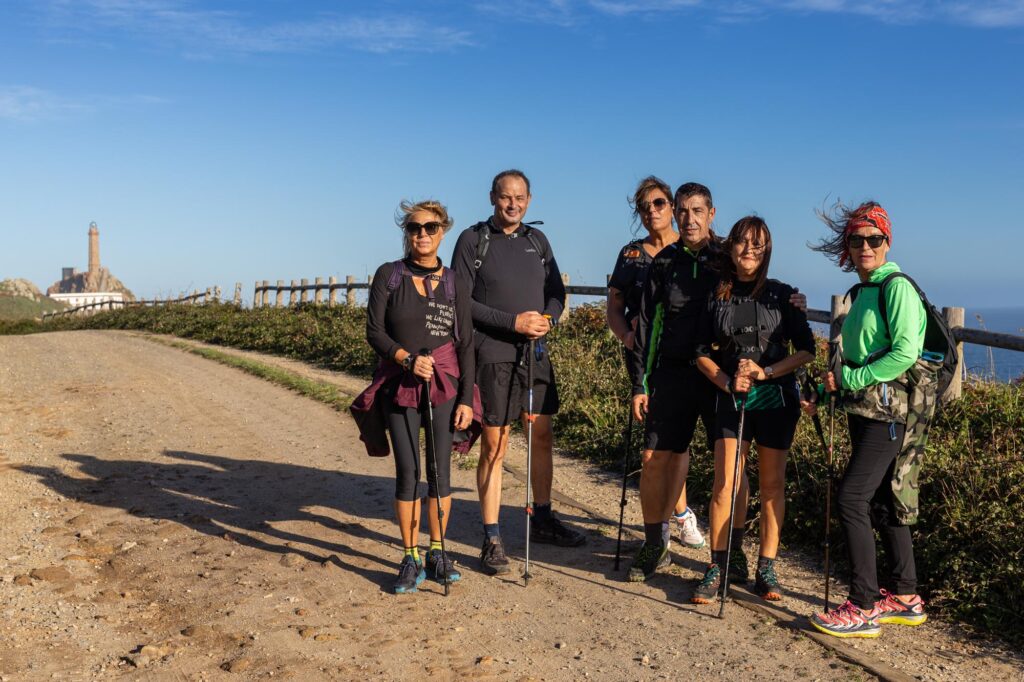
42, 287, 220, 321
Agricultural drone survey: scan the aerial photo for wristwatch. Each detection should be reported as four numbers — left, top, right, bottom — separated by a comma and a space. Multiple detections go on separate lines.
764, 365, 775, 379
402, 354, 415, 370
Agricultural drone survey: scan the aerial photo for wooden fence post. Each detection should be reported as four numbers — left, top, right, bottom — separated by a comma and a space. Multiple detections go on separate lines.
314, 276, 325, 305
275, 280, 285, 307
830, 294, 849, 342
561, 273, 571, 322
299, 278, 309, 304
252, 281, 260, 307
943, 307, 965, 401
346, 275, 356, 306
289, 280, 298, 307
328, 276, 338, 306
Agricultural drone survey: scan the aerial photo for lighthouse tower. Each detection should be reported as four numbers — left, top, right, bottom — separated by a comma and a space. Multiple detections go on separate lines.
88, 221, 100, 275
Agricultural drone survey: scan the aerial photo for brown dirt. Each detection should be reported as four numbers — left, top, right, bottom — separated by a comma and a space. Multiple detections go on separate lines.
0, 330, 1020, 681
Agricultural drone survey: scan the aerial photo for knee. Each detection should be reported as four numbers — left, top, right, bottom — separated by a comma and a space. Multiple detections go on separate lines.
759, 476, 785, 502
480, 443, 505, 465
836, 484, 863, 517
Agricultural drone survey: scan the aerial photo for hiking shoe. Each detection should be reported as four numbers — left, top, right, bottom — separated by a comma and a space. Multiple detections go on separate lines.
626, 542, 670, 583
691, 563, 723, 604
810, 600, 881, 638
754, 559, 784, 601
393, 555, 425, 594
530, 513, 586, 547
479, 537, 511, 576
867, 590, 927, 626
674, 508, 706, 549
425, 549, 461, 584
727, 548, 749, 584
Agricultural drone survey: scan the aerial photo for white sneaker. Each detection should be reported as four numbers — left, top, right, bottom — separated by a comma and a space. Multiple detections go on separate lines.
674, 508, 706, 549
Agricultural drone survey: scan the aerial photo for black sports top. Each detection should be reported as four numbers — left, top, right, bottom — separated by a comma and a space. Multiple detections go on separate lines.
366, 258, 475, 407
695, 278, 815, 382
608, 239, 654, 325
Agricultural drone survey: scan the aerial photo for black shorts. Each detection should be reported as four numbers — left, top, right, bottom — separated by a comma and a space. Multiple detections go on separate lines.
643, 363, 715, 453
714, 391, 800, 450
477, 351, 559, 427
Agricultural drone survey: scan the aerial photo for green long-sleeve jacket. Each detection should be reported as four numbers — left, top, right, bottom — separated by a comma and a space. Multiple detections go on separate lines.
840, 262, 926, 393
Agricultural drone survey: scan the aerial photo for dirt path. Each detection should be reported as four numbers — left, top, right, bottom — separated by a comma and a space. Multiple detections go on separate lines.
0, 331, 1020, 681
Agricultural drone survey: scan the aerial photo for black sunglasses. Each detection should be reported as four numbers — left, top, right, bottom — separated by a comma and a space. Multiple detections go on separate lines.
847, 234, 888, 249
404, 221, 443, 236
639, 197, 672, 213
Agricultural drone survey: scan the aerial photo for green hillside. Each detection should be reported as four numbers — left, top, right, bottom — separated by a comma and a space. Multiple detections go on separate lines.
0, 294, 68, 321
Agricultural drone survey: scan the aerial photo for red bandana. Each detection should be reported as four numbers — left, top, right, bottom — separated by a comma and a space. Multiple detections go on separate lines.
840, 204, 891, 267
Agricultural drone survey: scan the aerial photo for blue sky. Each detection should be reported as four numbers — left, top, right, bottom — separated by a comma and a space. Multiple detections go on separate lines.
2, 0, 1022, 310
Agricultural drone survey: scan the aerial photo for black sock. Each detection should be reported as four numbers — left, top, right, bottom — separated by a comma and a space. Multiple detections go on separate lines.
661, 521, 671, 546
484, 523, 500, 541
757, 555, 775, 569
731, 526, 745, 550
534, 502, 552, 522
711, 550, 726, 567
644, 523, 663, 546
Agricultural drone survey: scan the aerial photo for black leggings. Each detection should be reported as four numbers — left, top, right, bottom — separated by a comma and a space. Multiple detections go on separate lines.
837, 414, 916, 609
387, 396, 454, 502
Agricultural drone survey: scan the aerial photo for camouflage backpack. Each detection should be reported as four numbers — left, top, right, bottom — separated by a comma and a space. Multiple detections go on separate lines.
842, 272, 959, 525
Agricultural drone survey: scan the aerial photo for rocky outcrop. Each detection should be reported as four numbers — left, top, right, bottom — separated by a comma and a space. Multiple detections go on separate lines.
46, 268, 135, 302
0, 278, 46, 301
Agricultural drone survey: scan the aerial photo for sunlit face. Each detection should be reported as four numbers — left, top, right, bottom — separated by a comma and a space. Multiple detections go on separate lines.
405, 209, 445, 259
847, 225, 889, 275
731, 227, 768, 280
674, 194, 715, 249
490, 176, 531, 230
638, 188, 673, 234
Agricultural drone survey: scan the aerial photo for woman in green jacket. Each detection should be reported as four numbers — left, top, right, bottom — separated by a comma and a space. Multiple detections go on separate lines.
804, 201, 930, 638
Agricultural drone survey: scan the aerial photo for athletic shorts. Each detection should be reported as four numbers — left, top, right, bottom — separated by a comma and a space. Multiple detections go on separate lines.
477, 351, 559, 427
714, 391, 800, 450
643, 363, 715, 453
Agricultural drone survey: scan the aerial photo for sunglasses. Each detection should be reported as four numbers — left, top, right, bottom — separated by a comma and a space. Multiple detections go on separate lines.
404, 221, 443, 236
639, 198, 672, 213
847, 234, 888, 249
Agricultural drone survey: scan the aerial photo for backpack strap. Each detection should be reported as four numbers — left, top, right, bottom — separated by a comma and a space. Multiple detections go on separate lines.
473, 223, 491, 270
386, 260, 407, 292
523, 227, 548, 272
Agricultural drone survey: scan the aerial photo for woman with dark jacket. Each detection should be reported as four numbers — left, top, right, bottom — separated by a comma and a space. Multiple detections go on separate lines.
692, 216, 815, 603
355, 199, 475, 594
805, 201, 929, 637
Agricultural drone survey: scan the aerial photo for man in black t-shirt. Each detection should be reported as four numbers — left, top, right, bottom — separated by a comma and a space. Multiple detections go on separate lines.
452, 169, 586, 577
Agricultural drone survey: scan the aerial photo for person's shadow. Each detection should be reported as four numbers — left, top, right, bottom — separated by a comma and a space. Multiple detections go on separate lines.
19, 449, 490, 593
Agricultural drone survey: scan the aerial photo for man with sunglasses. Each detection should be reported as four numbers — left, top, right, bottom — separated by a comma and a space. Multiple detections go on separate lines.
452, 169, 585, 577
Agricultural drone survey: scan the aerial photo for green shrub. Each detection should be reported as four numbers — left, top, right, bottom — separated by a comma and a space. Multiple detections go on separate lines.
5, 300, 1022, 645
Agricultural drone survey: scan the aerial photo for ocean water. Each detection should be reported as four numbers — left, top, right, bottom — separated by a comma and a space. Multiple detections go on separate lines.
807, 306, 1024, 383
962, 307, 1024, 383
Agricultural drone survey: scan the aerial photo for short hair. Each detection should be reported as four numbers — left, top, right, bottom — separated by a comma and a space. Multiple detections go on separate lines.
628, 175, 673, 226
491, 169, 531, 195
674, 182, 713, 210
395, 199, 455, 257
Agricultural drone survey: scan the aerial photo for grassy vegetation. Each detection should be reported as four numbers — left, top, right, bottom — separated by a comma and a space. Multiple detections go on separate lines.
0, 295, 67, 321
3, 301, 1022, 645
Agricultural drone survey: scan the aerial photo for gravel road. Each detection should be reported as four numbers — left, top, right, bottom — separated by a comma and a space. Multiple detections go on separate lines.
1, 331, 1020, 681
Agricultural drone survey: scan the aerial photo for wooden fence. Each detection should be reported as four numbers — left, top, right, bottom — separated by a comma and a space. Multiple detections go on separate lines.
251, 274, 1022, 401
42, 287, 221, 321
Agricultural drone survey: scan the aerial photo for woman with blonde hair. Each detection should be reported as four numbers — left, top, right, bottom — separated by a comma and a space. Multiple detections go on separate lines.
352, 199, 476, 594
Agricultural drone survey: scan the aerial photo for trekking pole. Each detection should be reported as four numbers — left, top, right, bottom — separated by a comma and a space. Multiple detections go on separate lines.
614, 404, 634, 571
718, 393, 747, 618
799, 369, 832, 612
523, 339, 536, 586
825, 393, 835, 612
419, 349, 450, 597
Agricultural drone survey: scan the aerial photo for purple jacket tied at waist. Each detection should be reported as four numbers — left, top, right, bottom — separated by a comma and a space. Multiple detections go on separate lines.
350, 341, 482, 457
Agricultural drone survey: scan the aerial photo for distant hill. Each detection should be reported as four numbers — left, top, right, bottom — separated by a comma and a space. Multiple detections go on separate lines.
0, 279, 68, 320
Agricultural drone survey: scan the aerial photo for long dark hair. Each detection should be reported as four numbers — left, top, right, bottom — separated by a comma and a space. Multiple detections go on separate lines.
810, 199, 882, 272
716, 216, 772, 300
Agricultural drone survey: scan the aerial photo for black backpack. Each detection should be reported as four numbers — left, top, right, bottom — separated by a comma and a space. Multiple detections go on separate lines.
471, 220, 549, 276
847, 271, 959, 402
